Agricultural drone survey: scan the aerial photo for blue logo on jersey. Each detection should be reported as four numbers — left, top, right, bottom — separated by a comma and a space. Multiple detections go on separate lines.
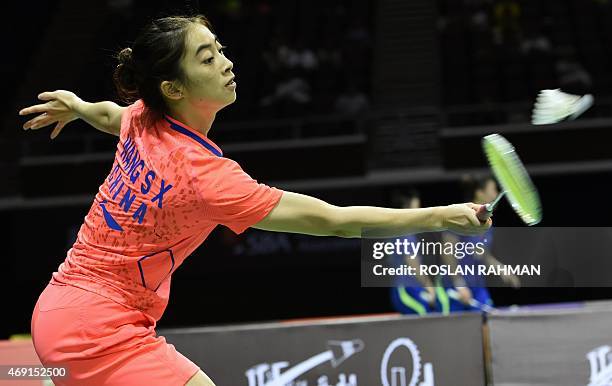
100, 200, 124, 231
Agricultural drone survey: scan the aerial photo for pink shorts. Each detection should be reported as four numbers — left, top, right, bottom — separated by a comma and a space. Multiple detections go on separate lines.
31, 283, 200, 386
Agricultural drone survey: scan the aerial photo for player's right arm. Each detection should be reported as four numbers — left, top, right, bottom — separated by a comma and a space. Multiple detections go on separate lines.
19, 90, 125, 138
253, 191, 491, 238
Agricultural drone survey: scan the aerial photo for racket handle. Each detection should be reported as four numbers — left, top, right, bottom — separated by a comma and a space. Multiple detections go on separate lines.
476, 204, 492, 222
476, 191, 506, 222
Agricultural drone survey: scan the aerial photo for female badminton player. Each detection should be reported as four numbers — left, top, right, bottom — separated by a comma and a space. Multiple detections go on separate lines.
19, 15, 491, 386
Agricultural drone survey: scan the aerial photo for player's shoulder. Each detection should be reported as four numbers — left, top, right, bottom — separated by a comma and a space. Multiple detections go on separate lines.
182, 144, 233, 163
119, 100, 154, 138
180, 146, 241, 175
123, 100, 147, 122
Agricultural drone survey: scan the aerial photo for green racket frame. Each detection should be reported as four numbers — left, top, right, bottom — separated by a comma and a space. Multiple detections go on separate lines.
481, 134, 542, 226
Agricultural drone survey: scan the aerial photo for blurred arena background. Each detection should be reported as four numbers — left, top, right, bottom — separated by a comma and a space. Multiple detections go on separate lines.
1, 1, 612, 383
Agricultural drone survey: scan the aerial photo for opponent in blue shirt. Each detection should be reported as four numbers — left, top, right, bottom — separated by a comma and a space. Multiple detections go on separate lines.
388, 190, 439, 315
439, 176, 520, 312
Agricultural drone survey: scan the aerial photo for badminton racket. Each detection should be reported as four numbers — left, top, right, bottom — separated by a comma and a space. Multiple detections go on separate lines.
476, 134, 542, 226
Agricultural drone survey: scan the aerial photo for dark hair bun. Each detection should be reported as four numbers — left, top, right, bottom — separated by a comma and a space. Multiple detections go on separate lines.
113, 47, 139, 102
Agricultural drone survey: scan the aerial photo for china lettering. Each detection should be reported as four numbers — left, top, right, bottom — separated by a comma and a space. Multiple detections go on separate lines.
105, 135, 174, 227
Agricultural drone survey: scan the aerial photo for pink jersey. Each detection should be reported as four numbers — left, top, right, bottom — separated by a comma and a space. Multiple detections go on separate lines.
51, 100, 283, 320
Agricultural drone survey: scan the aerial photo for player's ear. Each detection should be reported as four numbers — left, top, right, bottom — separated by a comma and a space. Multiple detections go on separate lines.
160, 81, 184, 101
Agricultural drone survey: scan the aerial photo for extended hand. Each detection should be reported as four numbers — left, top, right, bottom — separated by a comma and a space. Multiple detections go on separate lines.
441, 203, 492, 235
19, 90, 82, 139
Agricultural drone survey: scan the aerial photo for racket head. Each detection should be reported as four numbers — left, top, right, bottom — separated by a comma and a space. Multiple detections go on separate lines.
482, 134, 542, 225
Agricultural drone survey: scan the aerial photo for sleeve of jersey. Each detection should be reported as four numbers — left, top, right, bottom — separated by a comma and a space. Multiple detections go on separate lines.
190, 154, 283, 234
119, 100, 145, 140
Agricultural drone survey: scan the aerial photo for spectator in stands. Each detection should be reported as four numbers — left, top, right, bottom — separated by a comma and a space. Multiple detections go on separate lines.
261, 39, 319, 116
259, 70, 311, 116
493, 0, 521, 45
335, 83, 369, 115
439, 175, 520, 313
521, 30, 552, 54
556, 58, 593, 95
277, 44, 318, 71
465, 0, 492, 29
388, 189, 439, 316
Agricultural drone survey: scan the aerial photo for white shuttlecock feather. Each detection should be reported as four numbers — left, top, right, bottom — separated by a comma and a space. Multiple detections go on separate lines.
531, 89, 593, 125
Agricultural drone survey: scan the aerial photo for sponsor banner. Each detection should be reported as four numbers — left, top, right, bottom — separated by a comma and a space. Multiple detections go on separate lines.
161, 313, 485, 386
488, 303, 612, 386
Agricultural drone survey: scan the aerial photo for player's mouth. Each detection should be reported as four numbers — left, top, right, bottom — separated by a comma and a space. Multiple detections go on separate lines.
225, 76, 236, 88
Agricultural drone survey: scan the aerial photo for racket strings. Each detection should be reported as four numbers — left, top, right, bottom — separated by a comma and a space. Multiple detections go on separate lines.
483, 134, 542, 225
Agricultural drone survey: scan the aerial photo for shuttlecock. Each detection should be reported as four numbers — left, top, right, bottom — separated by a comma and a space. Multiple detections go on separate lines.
531, 89, 593, 125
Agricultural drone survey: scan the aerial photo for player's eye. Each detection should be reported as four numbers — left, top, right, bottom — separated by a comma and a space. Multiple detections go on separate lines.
202, 46, 227, 64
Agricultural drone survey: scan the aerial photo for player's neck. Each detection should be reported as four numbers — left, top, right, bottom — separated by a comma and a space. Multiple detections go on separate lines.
167, 105, 218, 137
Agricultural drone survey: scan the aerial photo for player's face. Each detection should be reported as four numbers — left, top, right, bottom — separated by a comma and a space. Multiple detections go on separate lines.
179, 24, 236, 109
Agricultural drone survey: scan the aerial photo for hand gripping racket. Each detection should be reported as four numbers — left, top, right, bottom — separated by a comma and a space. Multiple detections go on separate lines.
476, 134, 542, 226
